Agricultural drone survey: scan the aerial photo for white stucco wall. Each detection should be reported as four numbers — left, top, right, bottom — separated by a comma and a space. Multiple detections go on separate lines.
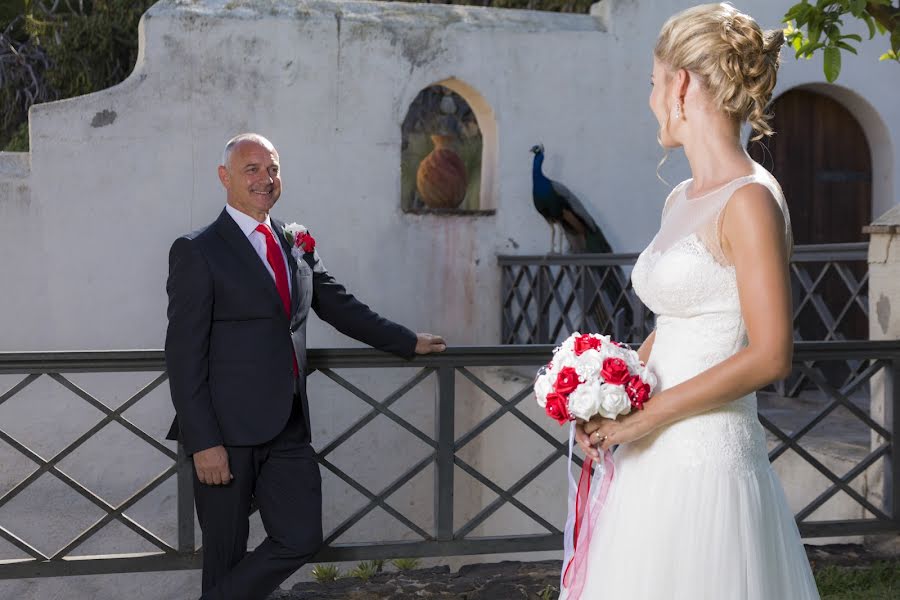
0, 1, 897, 598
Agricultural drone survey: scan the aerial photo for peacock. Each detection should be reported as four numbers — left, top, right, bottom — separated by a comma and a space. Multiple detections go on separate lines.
530, 143, 613, 254
529, 143, 633, 340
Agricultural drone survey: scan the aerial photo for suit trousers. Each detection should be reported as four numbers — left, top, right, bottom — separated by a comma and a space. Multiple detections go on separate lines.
195, 394, 322, 600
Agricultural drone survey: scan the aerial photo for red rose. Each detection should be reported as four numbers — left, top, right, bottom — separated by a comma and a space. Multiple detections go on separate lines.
626, 375, 651, 410
296, 232, 316, 253
573, 335, 602, 356
555, 367, 580, 395
544, 392, 571, 425
601, 357, 630, 386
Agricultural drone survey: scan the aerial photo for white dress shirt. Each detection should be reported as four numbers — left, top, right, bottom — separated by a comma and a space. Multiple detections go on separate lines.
225, 204, 292, 294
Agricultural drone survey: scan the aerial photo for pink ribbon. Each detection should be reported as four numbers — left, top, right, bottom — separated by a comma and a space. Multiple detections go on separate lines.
561, 440, 615, 599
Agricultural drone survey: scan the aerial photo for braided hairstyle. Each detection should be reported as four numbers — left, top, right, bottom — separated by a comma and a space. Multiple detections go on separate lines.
655, 2, 785, 140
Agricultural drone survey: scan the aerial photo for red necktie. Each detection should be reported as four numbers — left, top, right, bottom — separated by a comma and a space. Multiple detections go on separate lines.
256, 224, 298, 377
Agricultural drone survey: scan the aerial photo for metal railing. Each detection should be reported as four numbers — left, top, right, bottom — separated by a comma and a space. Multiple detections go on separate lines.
0, 341, 898, 580
499, 243, 870, 346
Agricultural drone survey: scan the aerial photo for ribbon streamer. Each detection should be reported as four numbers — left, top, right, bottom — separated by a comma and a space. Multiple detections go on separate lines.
560, 422, 616, 599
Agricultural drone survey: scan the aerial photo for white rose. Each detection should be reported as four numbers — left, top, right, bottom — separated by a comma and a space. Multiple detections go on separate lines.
640, 366, 659, 392
534, 372, 554, 407
622, 348, 643, 372
552, 346, 577, 371
597, 384, 631, 419
574, 349, 604, 382
599, 337, 628, 362
567, 380, 603, 421
284, 222, 308, 237
560, 333, 581, 355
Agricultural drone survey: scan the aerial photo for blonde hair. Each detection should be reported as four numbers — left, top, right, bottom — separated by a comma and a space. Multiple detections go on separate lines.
655, 2, 784, 140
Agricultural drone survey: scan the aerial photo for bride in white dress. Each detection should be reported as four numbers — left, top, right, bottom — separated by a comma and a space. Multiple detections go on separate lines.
567, 4, 820, 599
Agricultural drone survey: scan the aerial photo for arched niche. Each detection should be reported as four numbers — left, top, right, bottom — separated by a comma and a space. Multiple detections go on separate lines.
400, 77, 497, 215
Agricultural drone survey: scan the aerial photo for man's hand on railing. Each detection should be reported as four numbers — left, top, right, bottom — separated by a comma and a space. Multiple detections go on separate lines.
193, 445, 233, 485
415, 333, 447, 354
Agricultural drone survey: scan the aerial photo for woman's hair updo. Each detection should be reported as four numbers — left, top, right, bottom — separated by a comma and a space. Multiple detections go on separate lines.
655, 2, 785, 138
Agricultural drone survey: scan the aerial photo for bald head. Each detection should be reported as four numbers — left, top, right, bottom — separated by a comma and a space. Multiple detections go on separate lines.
221, 133, 278, 171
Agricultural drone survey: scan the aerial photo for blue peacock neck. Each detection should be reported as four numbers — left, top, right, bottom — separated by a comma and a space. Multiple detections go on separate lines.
532, 153, 551, 194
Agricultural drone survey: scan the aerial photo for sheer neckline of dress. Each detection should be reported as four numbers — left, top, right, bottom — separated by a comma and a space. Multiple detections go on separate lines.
683, 171, 757, 201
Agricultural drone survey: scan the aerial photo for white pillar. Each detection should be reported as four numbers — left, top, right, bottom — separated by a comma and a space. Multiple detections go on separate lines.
864, 203, 900, 552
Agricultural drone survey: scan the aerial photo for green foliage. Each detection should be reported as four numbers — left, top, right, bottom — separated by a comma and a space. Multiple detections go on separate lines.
391, 557, 421, 571
4, 122, 29, 152
815, 561, 899, 599
783, 0, 900, 81
537, 584, 559, 599
348, 560, 380, 581
25, 0, 155, 100
0, 0, 155, 151
311, 563, 341, 583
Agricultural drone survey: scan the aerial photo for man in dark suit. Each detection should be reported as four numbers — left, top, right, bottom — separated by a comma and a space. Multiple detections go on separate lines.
165, 133, 445, 600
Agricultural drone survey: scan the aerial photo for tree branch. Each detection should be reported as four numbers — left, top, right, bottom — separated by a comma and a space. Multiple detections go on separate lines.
866, 1, 900, 32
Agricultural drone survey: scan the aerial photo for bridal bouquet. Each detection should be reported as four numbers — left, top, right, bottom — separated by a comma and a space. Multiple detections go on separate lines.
534, 332, 657, 599
534, 332, 657, 425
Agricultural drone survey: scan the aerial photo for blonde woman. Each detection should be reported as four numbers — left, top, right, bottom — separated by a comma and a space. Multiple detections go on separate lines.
569, 3, 820, 598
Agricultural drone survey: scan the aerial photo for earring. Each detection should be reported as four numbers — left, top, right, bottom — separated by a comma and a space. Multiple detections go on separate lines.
674, 102, 682, 120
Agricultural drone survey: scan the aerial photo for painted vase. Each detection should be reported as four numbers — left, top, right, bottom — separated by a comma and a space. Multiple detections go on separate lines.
416, 135, 468, 209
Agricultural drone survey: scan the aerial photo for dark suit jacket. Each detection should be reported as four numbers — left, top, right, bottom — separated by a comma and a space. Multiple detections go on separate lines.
165, 209, 417, 454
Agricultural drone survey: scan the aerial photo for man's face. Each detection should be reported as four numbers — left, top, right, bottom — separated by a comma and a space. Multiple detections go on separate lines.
218, 140, 282, 221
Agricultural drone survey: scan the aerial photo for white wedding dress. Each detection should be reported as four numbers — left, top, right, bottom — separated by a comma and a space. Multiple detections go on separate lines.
562, 164, 820, 599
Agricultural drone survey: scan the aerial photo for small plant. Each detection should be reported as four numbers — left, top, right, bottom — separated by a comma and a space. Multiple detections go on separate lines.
537, 584, 558, 600
372, 559, 385, 572
349, 560, 380, 581
311, 563, 341, 583
391, 557, 421, 571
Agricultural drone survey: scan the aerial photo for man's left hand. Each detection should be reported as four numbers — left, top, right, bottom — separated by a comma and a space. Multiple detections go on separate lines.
415, 333, 447, 354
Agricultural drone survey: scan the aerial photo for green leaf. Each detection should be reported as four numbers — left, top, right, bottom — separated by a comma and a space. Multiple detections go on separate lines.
840, 34, 862, 42
826, 24, 840, 41
879, 50, 899, 62
849, 0, 866, 17
809, 20, 823, 44
824, 46, 842, 82
863, 15, 876, 39
783, 3, 808, 22
792, 34, 805, 52
836, 41, 858, 53
892, 28, 900, 53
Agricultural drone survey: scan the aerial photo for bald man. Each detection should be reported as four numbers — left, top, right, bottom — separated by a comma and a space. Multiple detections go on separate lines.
164, 133, 445, 599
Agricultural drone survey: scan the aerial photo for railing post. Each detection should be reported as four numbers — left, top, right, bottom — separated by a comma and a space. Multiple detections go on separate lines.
536, 265, 550, 344
889, 359, 900, 523
435, 366, 455, 541
579, 265, 588, 334
176, 442, 195, 553
501, 265, 511, 344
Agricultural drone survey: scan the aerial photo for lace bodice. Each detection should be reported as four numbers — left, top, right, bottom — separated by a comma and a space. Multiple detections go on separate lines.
627, 163, 792, 470
632, 162, 791, 324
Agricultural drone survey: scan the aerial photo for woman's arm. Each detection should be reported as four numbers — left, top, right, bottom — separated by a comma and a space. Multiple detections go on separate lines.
584, 183, 793, 453
636, 329, 657, 365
